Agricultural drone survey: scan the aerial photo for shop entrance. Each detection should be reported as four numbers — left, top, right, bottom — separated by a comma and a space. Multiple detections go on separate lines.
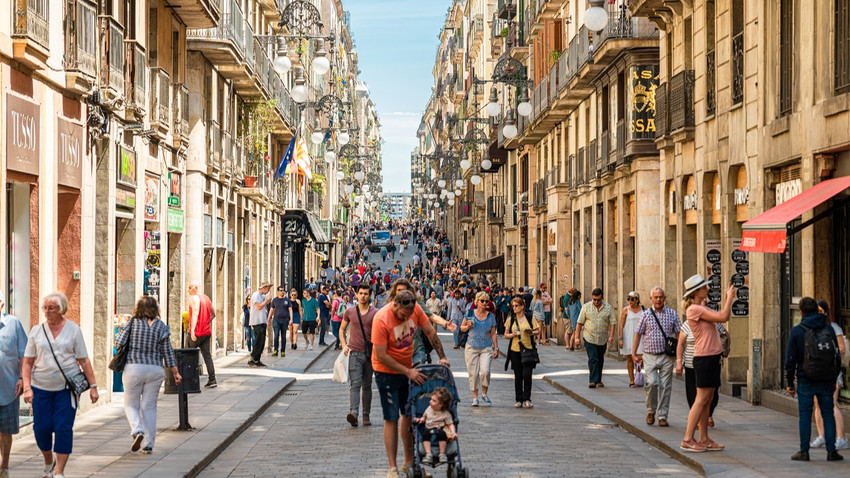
5, 182, 33, 326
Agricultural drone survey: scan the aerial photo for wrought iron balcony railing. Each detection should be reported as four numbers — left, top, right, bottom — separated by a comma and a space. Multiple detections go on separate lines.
172, 83, 189, 139
669, 70, 695, 131
149, 67, 171, 128
100, 17, 125, 95
64, 0, 97, 77
124, 41, 146, 112
13, 0, 49, 49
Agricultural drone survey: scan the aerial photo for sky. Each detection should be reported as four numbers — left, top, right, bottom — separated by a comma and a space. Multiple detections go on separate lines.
343, 1, 451, 194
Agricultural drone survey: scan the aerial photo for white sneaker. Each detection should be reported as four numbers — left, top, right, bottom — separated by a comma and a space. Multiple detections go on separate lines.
43, 460, 56, 478
837, 437, 850, 450
811, 435, 826, 448
309, 344, 314, 350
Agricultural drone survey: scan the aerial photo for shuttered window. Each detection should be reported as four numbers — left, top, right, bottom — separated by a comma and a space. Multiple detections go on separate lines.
779, 0, 793, 115
837, 0, 850, 95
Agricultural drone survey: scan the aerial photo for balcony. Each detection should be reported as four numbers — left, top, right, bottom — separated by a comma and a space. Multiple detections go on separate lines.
306, 190, 323, 213
655, 82, 668, 138
64, 0, 97, 92
172, 83, 190, 145
532, 178, 547, 211
487, 196, 505, 224
593, 5, 659, 65
124, 41, 146, 117
601, 131, 612, 169
668, 70, 695, 133
12, 0, 49, 65
149, 67, 171, 135
706, 49, 716, 116
545, 165, 560, 189
589, 139, 600, 177
507, 21, 527, 59
208, 120, 222, 172
469, 14, 484, 58
168, 0, 221, 29
222, 129, 233, 177
505, 202, 518, 227
497, 0, 517, 20
491, 14, 507, 58
99, 17, 125, 103
187, 0, 246, 72
458, 201, 475, 223
577, 147, 587, 186
731, 32, 744, 105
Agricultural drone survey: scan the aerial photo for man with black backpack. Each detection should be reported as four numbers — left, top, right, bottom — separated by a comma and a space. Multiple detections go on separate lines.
785, 296, 843, 462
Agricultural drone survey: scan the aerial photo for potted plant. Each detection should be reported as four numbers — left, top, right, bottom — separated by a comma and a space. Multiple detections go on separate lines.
239, 99, 277, 187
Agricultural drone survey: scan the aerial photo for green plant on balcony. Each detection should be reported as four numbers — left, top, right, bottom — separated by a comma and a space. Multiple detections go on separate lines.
549, 49, 562, 65
499, 27, 509, 38
310, 173, 327, 195
239, 99, 278, 178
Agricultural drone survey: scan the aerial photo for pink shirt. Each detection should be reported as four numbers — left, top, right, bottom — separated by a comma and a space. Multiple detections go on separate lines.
687, 304, 723, 357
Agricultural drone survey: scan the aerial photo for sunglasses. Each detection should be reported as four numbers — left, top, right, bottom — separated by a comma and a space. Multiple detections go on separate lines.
628, 297, 638, 301
592, 298, 602, 303
512, 304, 524, 308
397, 299, 416, 307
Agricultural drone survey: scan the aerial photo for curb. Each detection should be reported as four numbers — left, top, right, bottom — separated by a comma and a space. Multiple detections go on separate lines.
542, 376, 706, 477
184, 345, 332, 477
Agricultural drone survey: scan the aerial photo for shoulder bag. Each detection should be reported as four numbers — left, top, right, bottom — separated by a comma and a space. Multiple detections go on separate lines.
108, 318, 133, 372
512, 315, 540, 366
648, 309, 678, 357
42, 324, 91, 397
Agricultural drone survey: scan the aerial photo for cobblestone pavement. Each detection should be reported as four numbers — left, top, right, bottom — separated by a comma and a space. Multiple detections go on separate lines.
200, 332, 696, 478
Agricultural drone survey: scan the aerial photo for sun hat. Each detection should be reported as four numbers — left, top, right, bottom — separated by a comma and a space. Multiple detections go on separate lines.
627, 291, 640, 300
683, 274, 711, 299
260, 281, 273, 288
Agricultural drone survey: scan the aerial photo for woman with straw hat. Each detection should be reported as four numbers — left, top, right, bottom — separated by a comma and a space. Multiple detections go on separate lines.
679, 274, 735, 453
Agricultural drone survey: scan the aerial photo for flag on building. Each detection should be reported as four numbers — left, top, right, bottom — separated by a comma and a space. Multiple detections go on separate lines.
292, 132, 313, 181
273, 135, 297, 180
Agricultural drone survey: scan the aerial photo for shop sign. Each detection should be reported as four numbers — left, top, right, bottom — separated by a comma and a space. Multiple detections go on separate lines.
168, 172, 181, 207
117, 146, 137, 189
548, 221, 557, 252
775, 178, 802, 205
282, 214, 307, 237
144, 174, 160, 222
115, 187, 136, 209
166, 208, 184, 233
628, 65, 659, 140
57, 118, 83, 189
705, 240, 723, 311
281, 242, 294, 292
6, 93, 40, 176
144, 232, 161, 303
731, 239, 750, 317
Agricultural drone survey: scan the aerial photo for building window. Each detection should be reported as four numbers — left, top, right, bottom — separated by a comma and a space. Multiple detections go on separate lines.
779, 0, 793, 115
706, 0, 716, 115
837, 0, 850, 95
731, 0, 744, 105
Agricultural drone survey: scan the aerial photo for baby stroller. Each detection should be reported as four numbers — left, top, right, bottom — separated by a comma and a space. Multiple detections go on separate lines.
405, 364, 470, 478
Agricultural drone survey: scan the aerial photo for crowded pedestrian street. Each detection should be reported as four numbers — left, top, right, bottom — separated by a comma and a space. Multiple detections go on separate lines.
2, 0, 850, 477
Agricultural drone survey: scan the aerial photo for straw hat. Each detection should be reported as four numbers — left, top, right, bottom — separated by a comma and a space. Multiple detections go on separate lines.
683, 274, 711, 299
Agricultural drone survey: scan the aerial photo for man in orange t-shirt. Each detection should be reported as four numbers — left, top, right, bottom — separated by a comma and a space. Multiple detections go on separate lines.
372, 289, 446, 477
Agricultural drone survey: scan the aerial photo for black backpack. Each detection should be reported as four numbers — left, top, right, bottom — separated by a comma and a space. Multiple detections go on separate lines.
800, 324, 840, 382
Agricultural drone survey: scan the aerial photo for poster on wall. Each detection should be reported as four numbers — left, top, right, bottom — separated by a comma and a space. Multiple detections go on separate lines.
144, 174, 160, 222
705, 240, 723, 311
112, 313, 132, 392
548, 221, 557, 252
144, 231, 161, 303
731, 239, 750, 317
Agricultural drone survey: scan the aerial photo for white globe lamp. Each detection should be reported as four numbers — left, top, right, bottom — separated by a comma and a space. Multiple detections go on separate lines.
517, 101, 532, 117
311, 131, 324, 144
312, 55, 330, 75
448, 199, 455, 206
291, 84, 309, 103
503, 123, 518, 139
325, 150, 336, 163
455, 179, 464, 188
273, 54, 292, 75
438, 179, 446, 188
470, 174, 482, 186
584, 2, 608, 32
335, 171, 344, 180
338, 131, 350, 146
460, 159, 471, 170
481, 159, 492, 170
362, 184, 371, 193
354, 171, 365, 182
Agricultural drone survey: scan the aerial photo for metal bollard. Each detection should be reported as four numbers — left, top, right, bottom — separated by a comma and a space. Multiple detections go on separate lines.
164, 348, 202, 430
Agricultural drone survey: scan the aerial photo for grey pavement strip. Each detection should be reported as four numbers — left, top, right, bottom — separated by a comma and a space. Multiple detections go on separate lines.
530, 339, 844, 477
8, 344, 334, 478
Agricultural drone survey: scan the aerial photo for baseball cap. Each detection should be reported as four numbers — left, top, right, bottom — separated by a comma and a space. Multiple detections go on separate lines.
540, 282, 546, 287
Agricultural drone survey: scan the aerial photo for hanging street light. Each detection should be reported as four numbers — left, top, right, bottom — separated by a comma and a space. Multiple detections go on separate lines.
584, 0, 609, 31
311, 38, 331, 75
486, 86, 501, 117
291, 66, 309, 103
325, 150, 336, 163
273, 37, 292, 74
502, 108, 518, 139
517, 87, 532, 117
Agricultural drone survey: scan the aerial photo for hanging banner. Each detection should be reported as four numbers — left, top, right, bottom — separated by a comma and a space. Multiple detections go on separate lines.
731, 239, 750, 317
705, 240, 723, 311
144, 231, 161, 303
144, 174, 160, 222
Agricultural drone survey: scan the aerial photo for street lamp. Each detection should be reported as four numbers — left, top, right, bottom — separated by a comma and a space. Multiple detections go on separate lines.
455, 179, 464, 188
354, 170, 365, 182
335, 171, 344, 180
470, 174, 481, 186
291, 67, 309, 103
517, 88, 532, 117
584, 0, 609, 31
273, 37, 292, 74
311, 39, 330, 75
486, 87, 501, 117
460, 159, 471, 170
324, 150, 336, 163
502, 108, 518, 139
438, 179, 446, 188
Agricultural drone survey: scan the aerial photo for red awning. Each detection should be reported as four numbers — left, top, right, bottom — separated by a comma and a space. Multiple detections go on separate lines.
741, 176, 850, 253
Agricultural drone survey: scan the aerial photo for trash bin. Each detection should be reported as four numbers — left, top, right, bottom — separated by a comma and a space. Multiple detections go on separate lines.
164, 348, 202, 395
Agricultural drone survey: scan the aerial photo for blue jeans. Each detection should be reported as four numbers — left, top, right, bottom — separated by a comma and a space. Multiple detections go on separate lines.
584, 340, 607, 384
32, 387, 76, 454
798, 380, 837, 452
452, 316, 463, 346
332, 320, 341, 348
244, 325, 254, 350
318, 316, 329, 344
272, 320, 289, 352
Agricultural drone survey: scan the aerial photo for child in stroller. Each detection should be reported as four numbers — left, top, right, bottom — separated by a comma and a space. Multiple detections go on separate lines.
406, 364, 470, 478
413, 387, 456, 465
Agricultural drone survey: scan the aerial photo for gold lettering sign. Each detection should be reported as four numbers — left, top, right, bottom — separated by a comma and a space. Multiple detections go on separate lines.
629, 65, 659, 139
6, 93, 40, 176
57, 118, 83, 189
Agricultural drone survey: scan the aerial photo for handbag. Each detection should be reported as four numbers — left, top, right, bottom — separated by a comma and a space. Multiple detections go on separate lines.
108, 318, 133, 372
649, 308, 678, 357
634, 362, 645, 387
42, 324, 91, 398
513, 316, 540, 366
719, 329, 731, 358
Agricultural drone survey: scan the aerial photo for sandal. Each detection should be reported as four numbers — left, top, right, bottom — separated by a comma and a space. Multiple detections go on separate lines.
680, 440, 706, 453
708, 417, 715, 427
629, 382, 636, 388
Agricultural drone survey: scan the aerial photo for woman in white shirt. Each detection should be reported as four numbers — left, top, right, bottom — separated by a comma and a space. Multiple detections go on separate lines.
22, 292, 98, 478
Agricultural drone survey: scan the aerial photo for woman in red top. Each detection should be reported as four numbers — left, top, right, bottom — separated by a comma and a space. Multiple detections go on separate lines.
680, 274, 735, 453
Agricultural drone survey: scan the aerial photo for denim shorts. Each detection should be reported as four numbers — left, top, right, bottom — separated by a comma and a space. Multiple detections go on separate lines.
375, 371, 409, 422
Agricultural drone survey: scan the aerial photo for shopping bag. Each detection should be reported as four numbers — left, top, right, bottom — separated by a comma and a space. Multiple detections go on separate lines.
333, 350, 349, 383
634, 363, 645, 387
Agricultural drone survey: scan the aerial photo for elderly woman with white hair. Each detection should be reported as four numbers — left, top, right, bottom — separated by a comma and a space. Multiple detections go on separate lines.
22, 292, 98, 478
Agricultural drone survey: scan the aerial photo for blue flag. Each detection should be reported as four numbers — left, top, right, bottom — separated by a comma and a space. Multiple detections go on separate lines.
274, 135, 297, 180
